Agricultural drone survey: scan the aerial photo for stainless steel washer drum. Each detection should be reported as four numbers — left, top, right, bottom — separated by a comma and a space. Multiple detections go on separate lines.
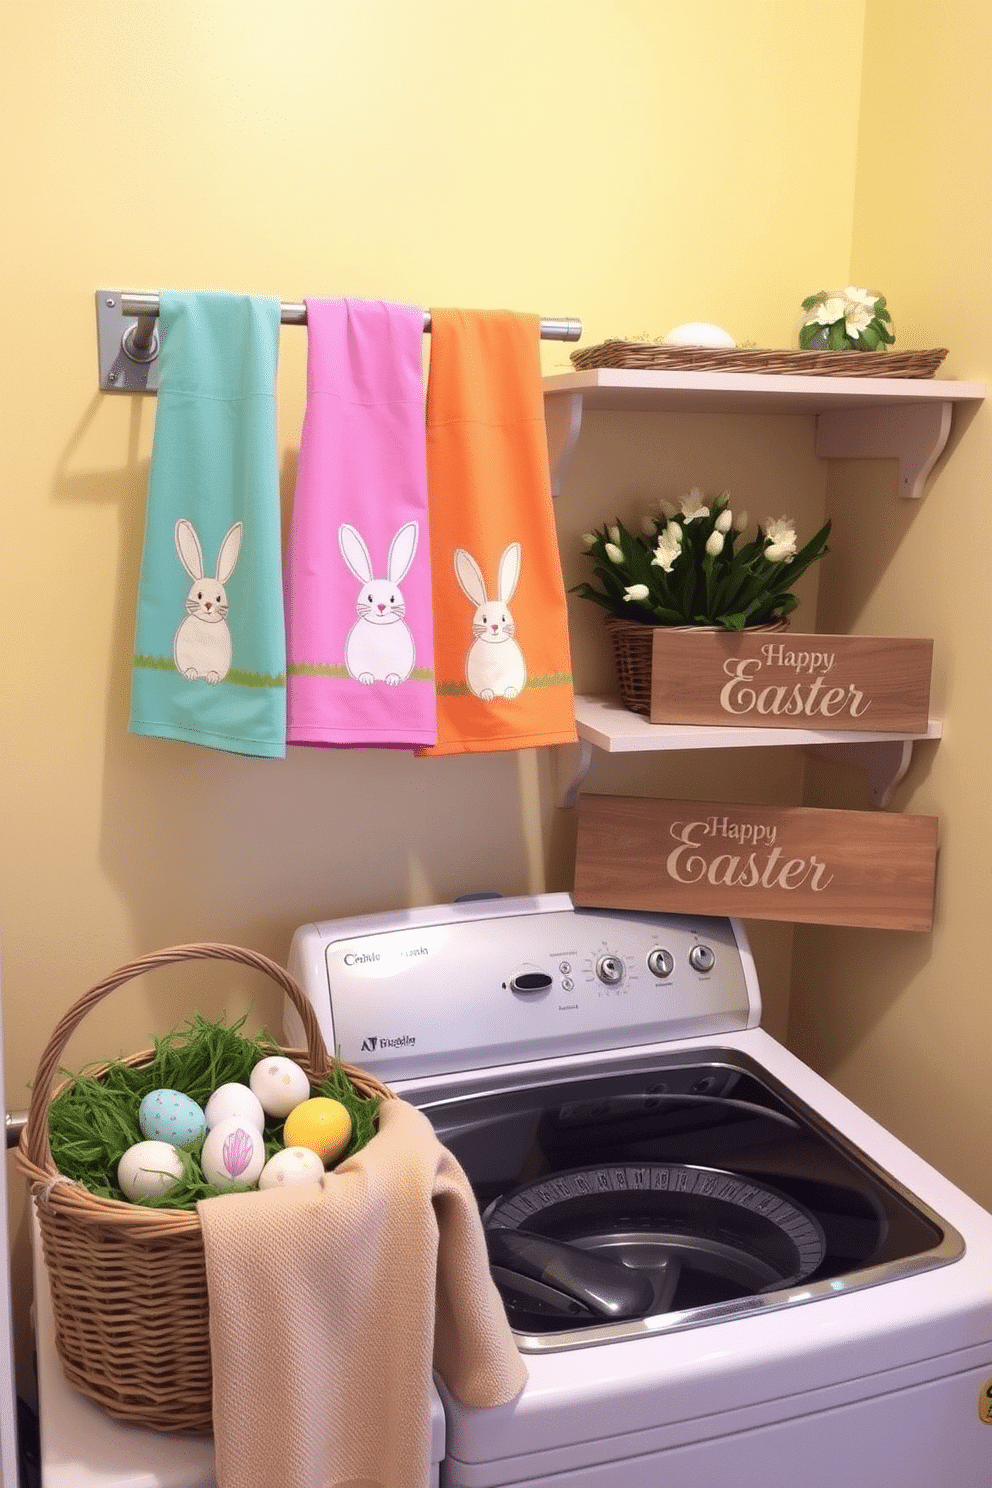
484, 1162, 827, 1327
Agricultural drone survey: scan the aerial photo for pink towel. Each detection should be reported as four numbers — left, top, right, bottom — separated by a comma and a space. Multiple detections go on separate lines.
285, 299, 438, 748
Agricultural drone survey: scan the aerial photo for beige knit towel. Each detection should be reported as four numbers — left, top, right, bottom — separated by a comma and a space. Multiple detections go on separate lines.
197, 1097, 527, 1488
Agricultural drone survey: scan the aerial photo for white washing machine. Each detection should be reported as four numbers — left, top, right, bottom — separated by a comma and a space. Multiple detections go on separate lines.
284, 892, 992, 1488
29, 894, 992, 1487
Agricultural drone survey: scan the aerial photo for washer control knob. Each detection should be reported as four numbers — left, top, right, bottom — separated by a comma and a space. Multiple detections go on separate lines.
647, 948, 675, 980
595, 955, 625, 986
689, 945, 716, 974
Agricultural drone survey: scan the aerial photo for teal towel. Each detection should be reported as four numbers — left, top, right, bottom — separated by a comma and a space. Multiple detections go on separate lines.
129, 291, 286, 757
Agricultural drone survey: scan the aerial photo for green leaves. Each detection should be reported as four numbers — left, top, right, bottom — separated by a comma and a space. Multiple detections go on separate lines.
572, 498, 831, 632
829, 319, 850, 350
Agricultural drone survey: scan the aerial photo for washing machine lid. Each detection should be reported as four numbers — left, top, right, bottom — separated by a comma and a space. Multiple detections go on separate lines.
286, 894, 759, 1081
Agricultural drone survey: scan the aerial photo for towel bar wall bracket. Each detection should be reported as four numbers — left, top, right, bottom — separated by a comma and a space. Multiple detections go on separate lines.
96, 292, 160, 393
95, 289, 582, 395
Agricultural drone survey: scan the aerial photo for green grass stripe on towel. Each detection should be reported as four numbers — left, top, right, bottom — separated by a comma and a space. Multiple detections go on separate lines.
436, 672, 573, 697
135, 655, 285, 689
288, 662, 435, 681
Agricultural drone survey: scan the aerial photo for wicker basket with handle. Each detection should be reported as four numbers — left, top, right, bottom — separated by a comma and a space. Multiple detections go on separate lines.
16, 942, 395, 1435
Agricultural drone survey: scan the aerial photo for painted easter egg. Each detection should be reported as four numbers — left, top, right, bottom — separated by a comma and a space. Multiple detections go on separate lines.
201, 1116, 265, 1189
204, 1081, 265, 1132
117, 1140, 185, 1202
249, 1056, 311, 1119
138, 1088, 206, 1150
282, 1098, 353, 1166
258, 1146, 326, 1191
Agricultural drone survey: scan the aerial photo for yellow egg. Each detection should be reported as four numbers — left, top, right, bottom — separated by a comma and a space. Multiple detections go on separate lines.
283, 1097, 353, 1166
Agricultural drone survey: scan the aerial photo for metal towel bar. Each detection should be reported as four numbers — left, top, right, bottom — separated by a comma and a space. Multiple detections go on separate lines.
96, 289, 582, 393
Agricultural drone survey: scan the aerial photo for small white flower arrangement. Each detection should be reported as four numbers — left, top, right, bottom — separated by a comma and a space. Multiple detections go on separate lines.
574, 489, 830, 631
799, 286, 895, 353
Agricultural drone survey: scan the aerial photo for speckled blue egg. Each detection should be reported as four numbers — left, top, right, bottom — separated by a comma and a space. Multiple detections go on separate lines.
138, 1089, 206, 1151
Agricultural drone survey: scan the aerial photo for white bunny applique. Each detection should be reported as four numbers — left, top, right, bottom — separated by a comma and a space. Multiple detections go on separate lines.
338, 521, 419, 685
173, 518, 243, 685
454, 542, 528, 701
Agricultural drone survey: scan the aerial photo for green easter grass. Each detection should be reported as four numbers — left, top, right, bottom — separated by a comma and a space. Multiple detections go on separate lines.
47, 1012, 381, 1209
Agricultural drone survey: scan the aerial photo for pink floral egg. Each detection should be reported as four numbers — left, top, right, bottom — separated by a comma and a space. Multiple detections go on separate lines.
201, 1116, 265, 1189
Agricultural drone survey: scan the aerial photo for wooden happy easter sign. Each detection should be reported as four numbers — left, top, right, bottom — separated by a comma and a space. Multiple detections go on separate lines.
573, 795, 938, 931
649, 632, 933, 732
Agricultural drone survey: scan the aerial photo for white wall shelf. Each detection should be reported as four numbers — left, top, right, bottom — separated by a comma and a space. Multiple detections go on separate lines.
554, 695, 942, 810
544, 367, 986, 499
544, 364, 976, 810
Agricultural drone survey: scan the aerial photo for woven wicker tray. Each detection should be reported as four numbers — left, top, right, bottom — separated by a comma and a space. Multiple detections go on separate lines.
570, 341, 949, 379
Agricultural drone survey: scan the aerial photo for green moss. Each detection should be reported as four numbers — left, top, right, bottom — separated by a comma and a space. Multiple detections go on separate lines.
48, 1013, 381, 1209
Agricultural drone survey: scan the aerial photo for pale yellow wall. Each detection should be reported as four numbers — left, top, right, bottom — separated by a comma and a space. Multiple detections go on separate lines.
789, 0, 992, 1211
551, 405, 832, 1039
1, 0, 868, 1401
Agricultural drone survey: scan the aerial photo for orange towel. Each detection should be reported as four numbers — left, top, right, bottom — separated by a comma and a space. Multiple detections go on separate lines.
418, 310, 577, 755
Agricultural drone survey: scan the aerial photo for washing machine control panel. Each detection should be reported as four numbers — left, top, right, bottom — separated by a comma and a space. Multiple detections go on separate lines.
286, 893, 758, 1081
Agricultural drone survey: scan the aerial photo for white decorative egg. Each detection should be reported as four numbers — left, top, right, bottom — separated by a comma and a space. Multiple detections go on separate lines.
204, 1081, 265, 1132
258, 1146, 325, 1191
138, 1088, 206, 1150
249, 1056, 311, 1119
201, 1115, 265, 1189
117, 1140, 185, 1202
662, 322, 736, 349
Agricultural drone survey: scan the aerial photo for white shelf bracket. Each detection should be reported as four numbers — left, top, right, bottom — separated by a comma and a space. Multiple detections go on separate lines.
807, 737, 915, 808
545, 390, 584, 495
553, 737, 594, 809
815, 400, 953, 500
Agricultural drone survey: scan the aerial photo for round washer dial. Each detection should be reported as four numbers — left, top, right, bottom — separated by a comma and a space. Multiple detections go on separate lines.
595, 954, 625, 985
647, 948, 675, 979
689, 945, 716, 973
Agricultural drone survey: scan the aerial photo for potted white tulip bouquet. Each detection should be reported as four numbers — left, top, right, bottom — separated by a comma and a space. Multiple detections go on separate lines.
573, 488, 830, 715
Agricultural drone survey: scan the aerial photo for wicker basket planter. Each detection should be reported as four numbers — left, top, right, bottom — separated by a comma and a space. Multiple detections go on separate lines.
605, 614, 789, 718
16, 942, 394, 1435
